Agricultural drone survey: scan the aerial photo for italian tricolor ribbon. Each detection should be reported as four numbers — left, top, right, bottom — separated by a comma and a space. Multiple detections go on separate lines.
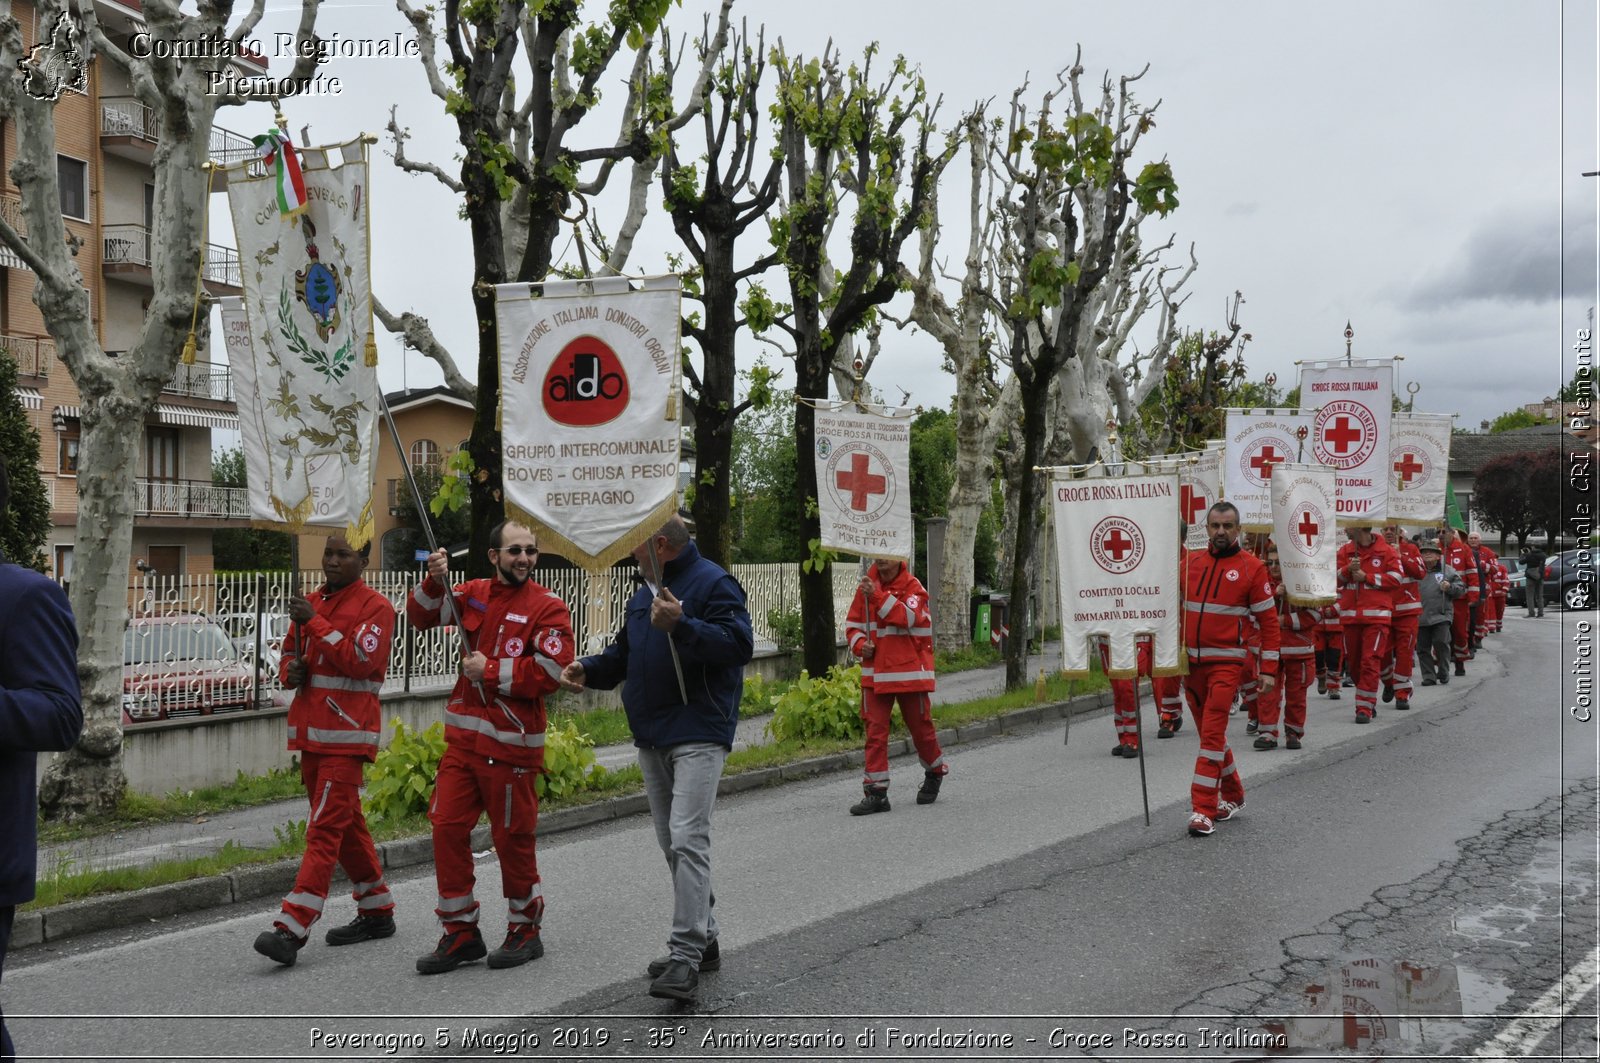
252, 127, 307, 217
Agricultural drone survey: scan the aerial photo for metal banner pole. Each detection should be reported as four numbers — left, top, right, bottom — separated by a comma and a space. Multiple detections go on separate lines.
643, 541, 690, 703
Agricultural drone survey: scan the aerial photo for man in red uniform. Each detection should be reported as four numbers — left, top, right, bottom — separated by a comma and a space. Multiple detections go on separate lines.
408, 521, 575, 973
1444, 526, 1479, 674
1314, 604, 1343, 700
1181, 502, 1280, 837
1491, 557, 1509, 632
1253, 544, 1318, 751
845, 558, 945, 813
1380, 524, 1425, 710
253, 535, 396, 967
1468, 532, 1497, 643
1337, 526, 1401, 724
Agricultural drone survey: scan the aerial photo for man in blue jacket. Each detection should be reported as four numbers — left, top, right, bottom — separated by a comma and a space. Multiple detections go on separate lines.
560, 515, 752, 1003
0, 455, 82, 1059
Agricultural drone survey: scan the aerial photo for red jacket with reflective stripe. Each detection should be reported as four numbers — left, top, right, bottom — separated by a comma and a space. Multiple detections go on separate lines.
1491, 559, 1509, 597
1444, 538, 1481, 603
1389, 538, 1425, 616
408, 575, 574, 768
845, 567, 935, 693
1337, 536, 1401, 623
1273, 583, 1320, 658
281, 580, 394, 761
1182, 544, 1281, 674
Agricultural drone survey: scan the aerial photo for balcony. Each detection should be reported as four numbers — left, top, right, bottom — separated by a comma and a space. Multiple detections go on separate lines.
0, 333, 53, 380
0, 194, 26, 270
134, 478, 249, 520
165, 360, 233, 403
103, 225, 242, 294
101, 99, 264, 182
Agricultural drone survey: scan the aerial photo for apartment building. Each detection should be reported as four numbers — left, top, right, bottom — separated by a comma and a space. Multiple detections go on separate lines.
3, 0, 263, 584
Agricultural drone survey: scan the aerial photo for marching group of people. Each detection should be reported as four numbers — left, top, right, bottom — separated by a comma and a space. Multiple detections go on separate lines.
1104, 502, 1520, 838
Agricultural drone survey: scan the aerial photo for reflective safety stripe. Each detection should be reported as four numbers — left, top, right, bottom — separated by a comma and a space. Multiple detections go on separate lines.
1221, 761, 1238, 777
278, 913, 310, 938
436, 894, 477, 914
531, 654, 563, 681
505, 785, 513, 828
320, 630, 344, 645
1186, 601, 1249, 616
872, 669, 935, 684
352, 879, 384, 894
357, 891, 393, 910
1260, 650, 1280, 662
1394, 602, 1422, 613
311, 780, 333, 823
1250, 598, 1276, 613
303, 726, 381, 746
507, 885, 543, 923
284, 891, 325, 911
877, 597, 899, 620
309, 675, 383, 693
863, 770, 890, 782
1198, 747, 1225, 760
922, 754, 945, 771
413, 586, 443, 610
445, 710, 547, 748
876, 625, 934, 637
1281, 646, 1316, 657
353, 643, 369, 663
1189, 647, 1247, 659
1358, 609, 1392, 619
499, 659, 517, 683
287, 726, 298, 740
1192, 773, 1219, 788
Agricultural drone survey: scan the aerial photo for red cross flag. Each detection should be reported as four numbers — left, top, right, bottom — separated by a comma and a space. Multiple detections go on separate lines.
1298, 359, 1396, 525
1049, 464, 1183, 677
1148, 443, 1223, 549
1222, 410, 1315, 531
495, 275, 681, 571
1269, 463, 1339, 605
814, 403, 913, 559
1387, 412, 1453, 526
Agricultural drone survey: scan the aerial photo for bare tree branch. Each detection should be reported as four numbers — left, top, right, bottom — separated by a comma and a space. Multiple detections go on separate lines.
371, 294, 477, 403
387, 105, 464, 192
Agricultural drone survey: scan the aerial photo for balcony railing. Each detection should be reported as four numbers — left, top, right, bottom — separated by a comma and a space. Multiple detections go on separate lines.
164, 360, 233, 402
103, 225, 242, 290
101, 99, 263, 176
0, 333, 53, 379
0, 193, 26, 240
134, 479, 249, 519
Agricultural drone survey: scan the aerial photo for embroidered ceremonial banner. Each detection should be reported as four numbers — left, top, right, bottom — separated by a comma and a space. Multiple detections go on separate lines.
1148, 443, 1224, 550
496, 275, 681, 572
1387, 412, 1453, 527
1270, 463, 1339, 606
1298, 358, 1395, 525
1222, 410, 1314, 532
1049, 464, 1184, 677
814, 403, 914, 560
224, 139, 377, 545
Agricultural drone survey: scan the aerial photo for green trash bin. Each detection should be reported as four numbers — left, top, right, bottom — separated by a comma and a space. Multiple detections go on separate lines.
972, 601, 991, 644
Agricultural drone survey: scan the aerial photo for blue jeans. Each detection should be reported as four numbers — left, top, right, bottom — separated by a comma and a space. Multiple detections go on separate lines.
637, 743, 725, 969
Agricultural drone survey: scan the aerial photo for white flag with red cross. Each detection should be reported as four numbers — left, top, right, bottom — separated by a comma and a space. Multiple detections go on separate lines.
1049, 463, 1184, 677
1298, 358, 1396, 525
814, 402, 914, 560
1222, 409, 1315, 532
1270, 463, 1339, 606
1148, 443, 1224, 550
1387, 412, 1453, 527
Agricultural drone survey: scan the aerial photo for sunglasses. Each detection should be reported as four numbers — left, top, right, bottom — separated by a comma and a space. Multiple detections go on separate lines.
495, 545, 538, 556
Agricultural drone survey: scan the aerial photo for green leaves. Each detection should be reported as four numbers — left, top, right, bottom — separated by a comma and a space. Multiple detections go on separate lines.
799, 536, 837, 574
363, 719, 448, 825
429, 449, 476, 517
764, 664, 866, 742
1132, 161, 1179, 217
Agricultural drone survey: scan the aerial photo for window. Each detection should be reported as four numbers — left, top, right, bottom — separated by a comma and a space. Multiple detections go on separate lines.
146, 428, 179, 481
54, 545, 73, 584
409, 439, 440, 474
58, 425, 79, 474
57, 155, 87, 220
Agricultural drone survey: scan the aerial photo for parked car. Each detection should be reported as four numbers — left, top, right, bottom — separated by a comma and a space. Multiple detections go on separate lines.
123, 614, 263, 724
220, 611, 291, 679
1545, 548, 1598, 611
1499, 555, 1525, 607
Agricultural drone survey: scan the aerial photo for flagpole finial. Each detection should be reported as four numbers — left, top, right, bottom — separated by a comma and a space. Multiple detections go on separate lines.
1344, 321, 1354, 365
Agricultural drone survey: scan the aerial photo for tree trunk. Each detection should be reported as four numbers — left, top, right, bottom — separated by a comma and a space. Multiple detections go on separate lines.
796, 340, 835, 677
465, 164, 514, 575
1004, 374, 1053, 689
688, 231, 738, 567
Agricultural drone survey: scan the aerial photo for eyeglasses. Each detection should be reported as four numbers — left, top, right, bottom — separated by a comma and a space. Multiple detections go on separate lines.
496, 545, 538, 556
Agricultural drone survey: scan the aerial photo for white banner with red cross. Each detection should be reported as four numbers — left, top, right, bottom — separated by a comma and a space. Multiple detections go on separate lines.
1387, 412, 1453, 527
1148, 443, 1224, 550
1270, 462, 1340, 606
1048, 463, 1184, 678
1298, 358, 1395, 525
495, 275, 682, 573
814, 402, 914, 560
1222, 410, 1314, 532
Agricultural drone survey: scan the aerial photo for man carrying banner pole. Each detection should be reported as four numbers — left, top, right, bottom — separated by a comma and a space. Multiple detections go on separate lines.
1336, 527, 1401, 724
1380, 524, 1425, 710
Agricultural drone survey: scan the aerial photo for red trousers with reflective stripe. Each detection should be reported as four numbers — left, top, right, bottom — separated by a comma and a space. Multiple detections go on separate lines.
1182, 662, 1246, 818
1452, 599, 1473, 662
861, 689, 946, 790
1382, 614, 1419, 700
1255, 657, 1313, 740
1343, 622, 1391, 718
1315, 630, 1343, 692
1152, 675, 1184, 725
1099, 641, 1152, 748
430, 745, 543, 934
277, 752, 390, 940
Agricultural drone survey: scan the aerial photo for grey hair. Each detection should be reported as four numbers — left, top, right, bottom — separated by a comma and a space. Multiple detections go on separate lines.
658, 515, 692, 550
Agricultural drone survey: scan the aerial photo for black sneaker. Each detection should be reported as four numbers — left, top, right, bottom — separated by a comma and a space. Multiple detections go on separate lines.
1355, 712, 1371, 724
916, 771, 942, 805
487, 925, 544, 969
649, 959, 699, 1001
1285, 736, 1303, 750
1245, 719, 1259, 735
253, 926, 305, 967
1421, 677, 1437, 687
1252, 736, 1277, 750
1454, 663, 1465, 677
1381, 684, 1395, 704
850, 790, 890, 816
1328, 689, 1341, 700
648, 937, 720, 978
1317, 675, 1328, 695
324, 912, 396, 947
415, 928, 487, 975
1157, 718, 1179, 739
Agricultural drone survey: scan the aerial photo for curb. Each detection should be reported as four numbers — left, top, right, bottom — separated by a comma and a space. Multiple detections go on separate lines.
16, 687, 1112, 951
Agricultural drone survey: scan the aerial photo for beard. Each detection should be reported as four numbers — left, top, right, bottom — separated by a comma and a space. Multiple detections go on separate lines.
497, 559, 529, 587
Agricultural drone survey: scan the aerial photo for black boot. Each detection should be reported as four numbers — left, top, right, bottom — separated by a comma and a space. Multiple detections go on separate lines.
850, 789, 890, 816
916, 771, 943, 805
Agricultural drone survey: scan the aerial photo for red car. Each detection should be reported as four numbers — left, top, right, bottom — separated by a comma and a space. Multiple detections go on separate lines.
122, 614, 265, 724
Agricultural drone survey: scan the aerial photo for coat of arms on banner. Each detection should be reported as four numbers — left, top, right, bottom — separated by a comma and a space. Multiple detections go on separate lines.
1298, 359, 1395, 524
815, 404, 913, 559
1270, 463, 1339, 605
1050, 465, 1184, 677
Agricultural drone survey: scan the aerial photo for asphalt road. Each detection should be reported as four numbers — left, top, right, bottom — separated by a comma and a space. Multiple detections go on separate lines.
8, 619, 1596, 1062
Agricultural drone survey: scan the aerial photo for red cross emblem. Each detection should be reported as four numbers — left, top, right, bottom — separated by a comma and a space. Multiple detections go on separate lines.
1324, 415, 1363, 455
1249, 445, 1283, 479
1179, 484, 1208, 525
835, 452, 887, 512
1394, 452, 1424, 483
1102, 529, 1133, 561
1297, 510, 1319, 548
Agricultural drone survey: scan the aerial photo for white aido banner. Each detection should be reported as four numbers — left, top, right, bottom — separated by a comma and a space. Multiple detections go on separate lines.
1222, 410, 1313, 531
1050, 464, 1184, 678
223, 139, 378, 545
1299, 358, 1395, 525
495, 275, 681, 572
1387, 412, 1453, 527
813, 402, 914, 560
1270, 463, 1339, 606
1148, 443, 1223, 550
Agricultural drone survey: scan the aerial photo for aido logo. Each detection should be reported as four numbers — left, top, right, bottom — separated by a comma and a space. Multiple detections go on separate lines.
543, 336, 629, 426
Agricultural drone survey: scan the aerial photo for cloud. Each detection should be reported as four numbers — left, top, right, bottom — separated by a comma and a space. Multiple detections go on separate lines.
1403, 205, 1597, 310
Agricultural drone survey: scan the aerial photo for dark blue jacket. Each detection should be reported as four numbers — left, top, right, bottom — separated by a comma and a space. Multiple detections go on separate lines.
0, 558, 82, 905
579, 542, 752, 750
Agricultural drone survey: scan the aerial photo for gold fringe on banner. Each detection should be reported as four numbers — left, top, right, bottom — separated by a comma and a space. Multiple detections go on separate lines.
181, 165, 218, 364
504, 494, 682, 578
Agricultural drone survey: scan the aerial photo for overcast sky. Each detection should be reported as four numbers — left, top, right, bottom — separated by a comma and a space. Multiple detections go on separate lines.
216, 0, 1598, 433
